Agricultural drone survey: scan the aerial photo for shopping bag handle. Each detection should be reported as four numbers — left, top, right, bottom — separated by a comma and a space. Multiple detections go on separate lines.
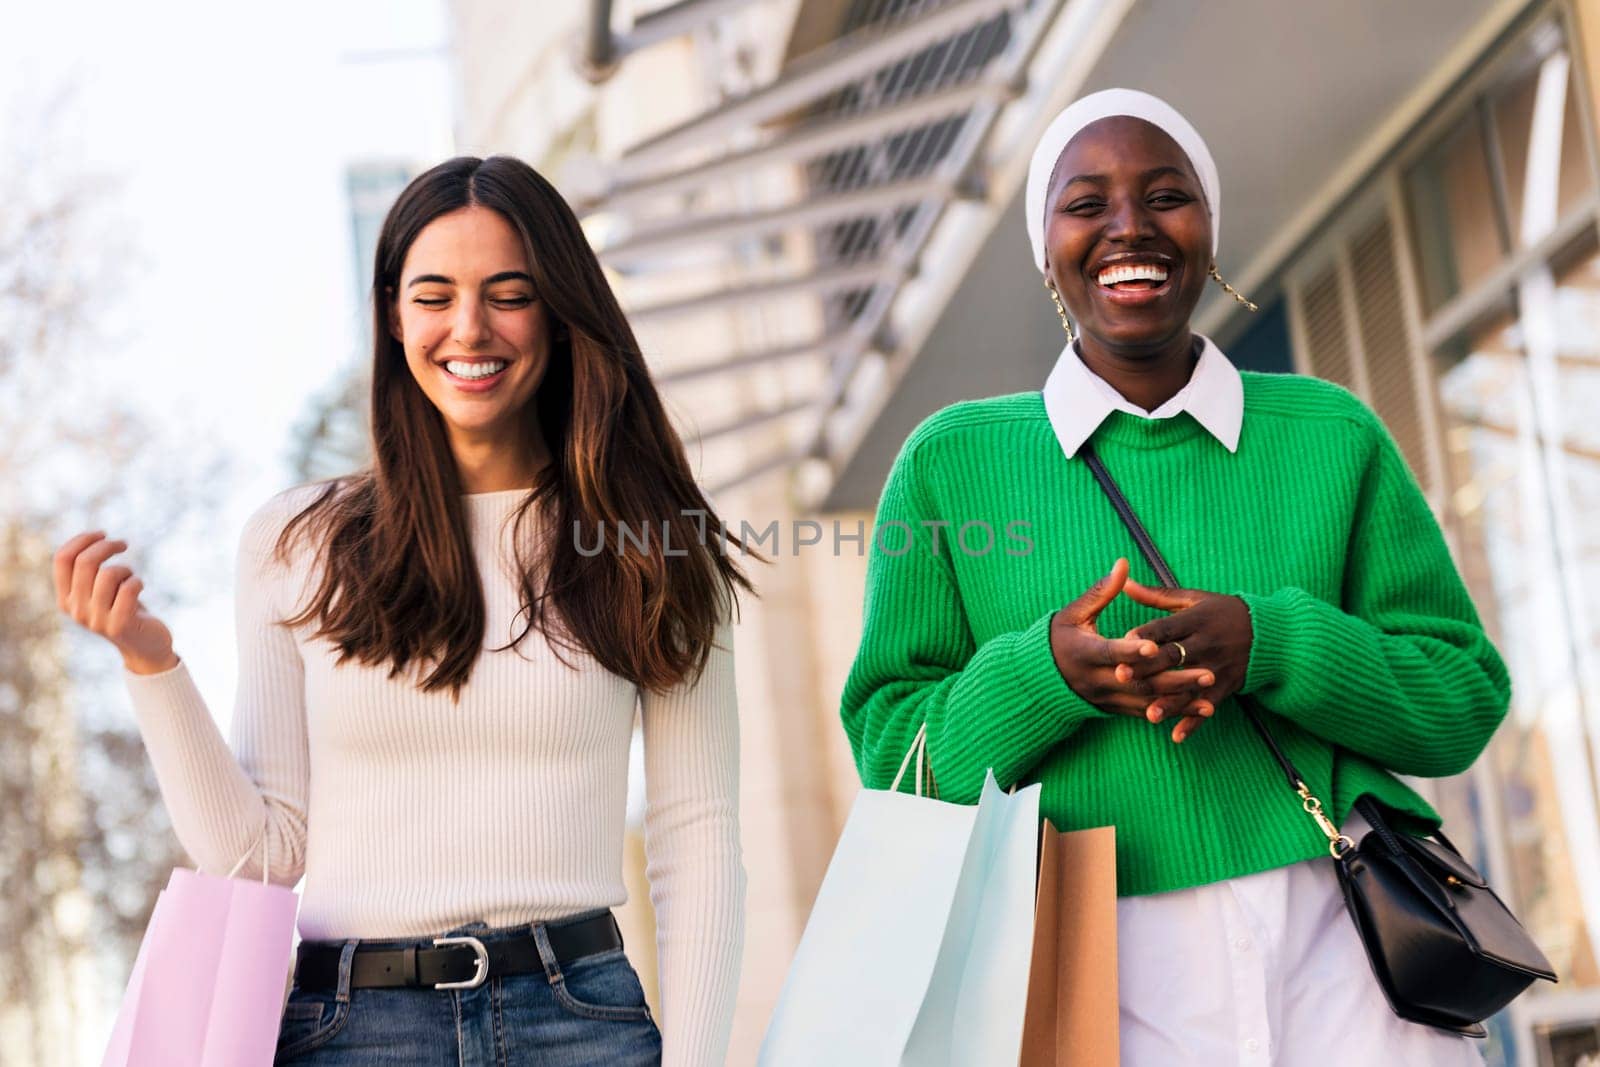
225, 826, 271, 886
889, 723, 931, 796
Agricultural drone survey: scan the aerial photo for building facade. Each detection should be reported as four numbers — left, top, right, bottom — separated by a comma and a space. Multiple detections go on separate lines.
448, 1, 1600, 1062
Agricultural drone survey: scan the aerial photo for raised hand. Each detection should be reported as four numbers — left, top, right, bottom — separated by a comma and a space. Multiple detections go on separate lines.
54, 531, 178, 676
1121, 579, 1254, 742
1050, 559, 1217, 729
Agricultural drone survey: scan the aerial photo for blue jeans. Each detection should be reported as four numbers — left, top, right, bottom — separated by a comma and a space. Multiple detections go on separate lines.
274, 915, 662, 1066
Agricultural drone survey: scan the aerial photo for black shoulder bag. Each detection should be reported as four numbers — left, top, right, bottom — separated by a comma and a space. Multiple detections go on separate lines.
1079, 443, 1555, 1038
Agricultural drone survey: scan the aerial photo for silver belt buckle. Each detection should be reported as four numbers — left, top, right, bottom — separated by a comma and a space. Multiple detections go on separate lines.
431, 935, 489, 990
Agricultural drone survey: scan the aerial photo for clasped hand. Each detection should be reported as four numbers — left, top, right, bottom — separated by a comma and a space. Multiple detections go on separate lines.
1048, 558, 1252, 743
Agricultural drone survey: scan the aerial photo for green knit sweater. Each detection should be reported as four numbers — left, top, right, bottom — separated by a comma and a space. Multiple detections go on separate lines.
840, 372, 1511, 897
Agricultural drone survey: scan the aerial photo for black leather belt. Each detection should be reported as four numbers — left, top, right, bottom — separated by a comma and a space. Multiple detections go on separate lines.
294, 912, 623, 992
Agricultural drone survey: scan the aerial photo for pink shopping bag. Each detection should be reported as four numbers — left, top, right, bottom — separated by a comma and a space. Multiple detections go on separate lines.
102, 838, 300, 1067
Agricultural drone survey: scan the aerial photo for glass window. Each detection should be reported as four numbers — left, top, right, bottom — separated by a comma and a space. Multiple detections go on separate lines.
1549, 239, 1600, 706
1435, 231, 1600, 992
1405, 110, 1504, 313
1492, 44, 1595, 247
1404, 15, 1597, 316
1438, 312, 1590, 988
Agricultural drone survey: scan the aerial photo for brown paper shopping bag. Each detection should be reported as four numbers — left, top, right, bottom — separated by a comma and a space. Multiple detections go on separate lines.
1019, 821, 1118, 1066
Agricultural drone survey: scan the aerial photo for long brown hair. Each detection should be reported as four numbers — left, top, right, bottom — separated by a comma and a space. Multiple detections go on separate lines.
278, 155, 751, 696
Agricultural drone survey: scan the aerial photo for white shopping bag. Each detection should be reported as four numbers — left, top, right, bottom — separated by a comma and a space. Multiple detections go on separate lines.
760, 726, 1041, 1066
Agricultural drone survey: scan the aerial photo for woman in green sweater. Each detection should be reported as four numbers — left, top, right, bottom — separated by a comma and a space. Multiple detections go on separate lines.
840, 89, 1507, 1063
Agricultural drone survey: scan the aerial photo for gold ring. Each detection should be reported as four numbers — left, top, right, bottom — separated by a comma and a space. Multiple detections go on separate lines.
1173, 642, 1187, 668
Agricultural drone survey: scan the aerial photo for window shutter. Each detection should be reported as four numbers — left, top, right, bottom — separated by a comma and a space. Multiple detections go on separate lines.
1349, 215, 1433, 482
1299, 265, 1358, 392
1288, 205, 1440, 497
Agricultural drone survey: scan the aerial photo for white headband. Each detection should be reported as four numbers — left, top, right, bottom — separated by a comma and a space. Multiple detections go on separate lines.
1024, 88, 1220, 273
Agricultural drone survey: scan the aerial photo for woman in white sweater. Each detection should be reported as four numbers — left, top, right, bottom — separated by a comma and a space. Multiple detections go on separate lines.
55, 155, 748, 1067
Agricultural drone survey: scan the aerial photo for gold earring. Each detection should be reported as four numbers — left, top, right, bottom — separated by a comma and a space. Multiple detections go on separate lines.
1044, 277, 1075, 345
1209, 264, 1259, 312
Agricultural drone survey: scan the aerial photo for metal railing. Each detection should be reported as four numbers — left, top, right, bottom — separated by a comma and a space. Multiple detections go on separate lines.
585, 0, 1066, 494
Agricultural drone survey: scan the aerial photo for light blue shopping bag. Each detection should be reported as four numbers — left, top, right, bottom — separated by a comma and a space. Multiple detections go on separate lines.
760, 725, 1041, 1066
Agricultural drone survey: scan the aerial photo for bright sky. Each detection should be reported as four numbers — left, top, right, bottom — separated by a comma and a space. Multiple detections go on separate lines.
2, 0, 456, 729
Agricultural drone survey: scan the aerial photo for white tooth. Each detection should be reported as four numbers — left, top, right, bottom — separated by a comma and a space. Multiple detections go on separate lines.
446, 360, 507, 379
1099, 263, 1168, 286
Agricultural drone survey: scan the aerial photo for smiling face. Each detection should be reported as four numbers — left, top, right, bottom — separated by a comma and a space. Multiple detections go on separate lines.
1042, 116, 1212, 358
388, 205, 552, 456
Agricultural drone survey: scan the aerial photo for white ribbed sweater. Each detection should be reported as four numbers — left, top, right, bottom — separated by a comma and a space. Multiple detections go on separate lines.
124, 486, 745, 1067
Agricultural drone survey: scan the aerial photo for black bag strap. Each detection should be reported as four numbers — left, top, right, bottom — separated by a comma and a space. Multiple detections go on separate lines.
1079, 443, 1356, 855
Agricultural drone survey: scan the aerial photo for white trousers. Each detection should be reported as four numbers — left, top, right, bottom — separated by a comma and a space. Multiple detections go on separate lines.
1116, 815, 1484, 1066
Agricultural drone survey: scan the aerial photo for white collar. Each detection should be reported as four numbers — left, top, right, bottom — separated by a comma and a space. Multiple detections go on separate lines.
1041, 334, 1243, 459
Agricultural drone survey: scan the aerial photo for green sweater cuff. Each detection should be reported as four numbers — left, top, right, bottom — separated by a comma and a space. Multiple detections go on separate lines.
1239, 589, 1293, 694
985, 613, 1108, 775
1014, 612, 1102, 719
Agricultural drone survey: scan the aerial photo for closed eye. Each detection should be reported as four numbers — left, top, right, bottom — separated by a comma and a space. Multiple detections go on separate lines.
412, 296, 535, 308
